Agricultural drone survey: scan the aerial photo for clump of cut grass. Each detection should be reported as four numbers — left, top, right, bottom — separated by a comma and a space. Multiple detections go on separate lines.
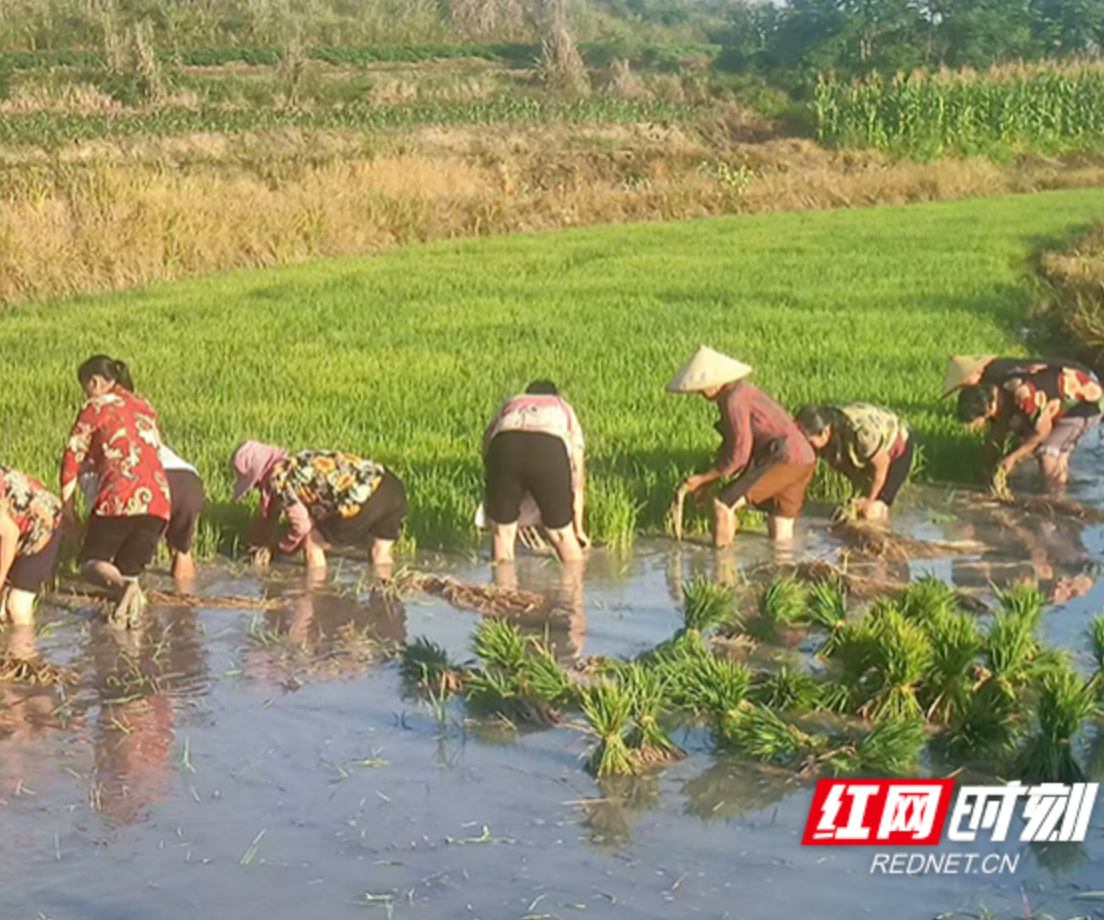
681, 576, 735, 635
1016, 662, 1099, 783
399, 636, 465, 697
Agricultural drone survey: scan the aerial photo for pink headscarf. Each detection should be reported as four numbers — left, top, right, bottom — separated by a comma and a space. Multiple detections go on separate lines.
232, 440, 287, 501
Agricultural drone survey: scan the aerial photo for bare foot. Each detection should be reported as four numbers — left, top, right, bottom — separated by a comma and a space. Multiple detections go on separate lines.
110, 581, 145, 629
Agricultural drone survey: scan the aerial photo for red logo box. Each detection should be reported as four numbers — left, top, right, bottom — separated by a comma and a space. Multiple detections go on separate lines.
802, 779, 956, 846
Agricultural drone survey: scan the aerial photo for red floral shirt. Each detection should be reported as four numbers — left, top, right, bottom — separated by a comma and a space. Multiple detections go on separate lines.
61, 390, 171, 520
0, 467, 62, 556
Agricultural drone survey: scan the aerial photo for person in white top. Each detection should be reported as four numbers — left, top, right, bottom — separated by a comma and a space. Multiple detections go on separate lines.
481, 380, 588, 563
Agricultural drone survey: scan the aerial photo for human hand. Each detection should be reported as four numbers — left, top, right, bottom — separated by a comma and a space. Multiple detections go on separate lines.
251, 546, 272, 571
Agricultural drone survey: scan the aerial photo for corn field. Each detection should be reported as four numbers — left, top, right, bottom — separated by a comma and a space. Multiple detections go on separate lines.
815, 63, 1104, 157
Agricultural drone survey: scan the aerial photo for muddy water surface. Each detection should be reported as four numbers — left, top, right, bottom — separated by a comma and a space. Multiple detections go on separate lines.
5, 441, 1104, 919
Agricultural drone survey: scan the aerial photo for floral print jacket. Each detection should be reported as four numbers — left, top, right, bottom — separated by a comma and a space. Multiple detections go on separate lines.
61, 390, 171, 520
0, 467, 62, 556
262, 450, 386, 552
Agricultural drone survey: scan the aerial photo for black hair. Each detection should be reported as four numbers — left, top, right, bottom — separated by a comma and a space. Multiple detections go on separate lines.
956, 384, 998, 424
525, 379, 559, 396
78, 354, 134, 391
795, 405, 834, 436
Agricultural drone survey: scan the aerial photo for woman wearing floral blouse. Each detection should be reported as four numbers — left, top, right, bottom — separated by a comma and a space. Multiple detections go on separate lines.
0, 467, 63, 626
232, 441, 406, 575
60, 356, 171, 625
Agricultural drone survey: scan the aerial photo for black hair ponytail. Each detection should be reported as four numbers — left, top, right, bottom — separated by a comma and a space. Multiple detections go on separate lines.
78, 354, 135, 391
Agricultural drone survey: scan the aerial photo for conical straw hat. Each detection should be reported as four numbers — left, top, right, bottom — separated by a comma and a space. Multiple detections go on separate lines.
667, 346, 753, 393
942, 355, 996, 398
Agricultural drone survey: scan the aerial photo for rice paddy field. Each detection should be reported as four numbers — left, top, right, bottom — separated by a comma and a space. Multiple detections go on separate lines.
2, 186, 1104, 550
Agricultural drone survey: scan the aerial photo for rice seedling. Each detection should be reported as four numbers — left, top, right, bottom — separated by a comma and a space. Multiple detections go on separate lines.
1087, 615, 1104, 675
825, 719, 927, 777
470, 618, 526, 672
720, 703, 816, 766
758, 575, 808, 626
997, 581, 1045, 633
898, 575, 960, 627
748, 666, 823, 712
947, 675, 1023, 757
984, 604, 1042, 690
616, 662, 684, 765
399, 637, 466, 697
806, 576, 847, 634
859, 610, 933, 723
656, 642, 751, 721
1016, 663, 1099, 783
681, 576, 735, 635
580, 680, 638, 778
922, 608, 984, 726
517, 638, 576, 710
819, 619, 880, 712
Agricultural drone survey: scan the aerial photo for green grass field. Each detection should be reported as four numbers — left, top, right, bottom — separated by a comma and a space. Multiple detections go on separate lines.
3, 188, 1102, 551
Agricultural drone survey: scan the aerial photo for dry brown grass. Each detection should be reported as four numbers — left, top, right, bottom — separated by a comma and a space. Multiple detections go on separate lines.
1037, 219, 1104, 367
3, 121, 1104, 306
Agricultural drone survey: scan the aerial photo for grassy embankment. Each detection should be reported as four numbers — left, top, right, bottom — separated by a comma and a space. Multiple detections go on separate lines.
2, 188, 1102, 551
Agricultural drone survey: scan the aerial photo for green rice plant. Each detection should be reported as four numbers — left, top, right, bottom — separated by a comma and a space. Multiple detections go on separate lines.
720, 703, 815, 765
825, 719, 927, 777
519, 638, 576, 710
922, 608, 984, 726
464, 667, 559, 727
997, 581, 1046, 633
399, 636, 465, 697
657, 645, 751, 720
616, 662, 684, 764
581, 680, 638, 778
859, 610, 933, 722
1087, 614, 1104, 682
947, 675, 1023, 757
471, 618, 527, 672
759, 574, 809, 626
819, 618, 880, 712
681, 576, 735, 635
898, 575, 959, 627
984, 604, 1042, 690
1016, 663, 1099, 783
748, 665, 823, 712
806, 576, 847, 633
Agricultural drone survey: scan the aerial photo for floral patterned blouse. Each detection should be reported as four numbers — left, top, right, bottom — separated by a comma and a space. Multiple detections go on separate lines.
262, 450, 386, 552
822, 404, 909, 472
0, 467, 62, 556
61, 390, 171, 520
1004, 366, 1104, 425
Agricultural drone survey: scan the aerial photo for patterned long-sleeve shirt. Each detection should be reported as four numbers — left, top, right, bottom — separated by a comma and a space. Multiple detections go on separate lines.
0, 467, 62, 556
1003, 365, 1104, 425
261, 450, 386, 553
61, 390, 171, 520
822, 404, 909, 473
715, 382, 814, 476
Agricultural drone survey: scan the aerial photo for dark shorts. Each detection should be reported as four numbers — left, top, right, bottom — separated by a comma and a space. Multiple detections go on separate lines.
166, 469, 205, 554
314, 471, 406, 545
80, 514, 166, 577
8, 527, 63, 593
484, 431, 573, 531
876, 438, 915, 506
718, 461, 816, 519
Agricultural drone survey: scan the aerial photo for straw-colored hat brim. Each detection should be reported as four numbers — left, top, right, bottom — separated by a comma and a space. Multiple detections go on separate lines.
942, 354, 996, 398
667, 346, 753, 393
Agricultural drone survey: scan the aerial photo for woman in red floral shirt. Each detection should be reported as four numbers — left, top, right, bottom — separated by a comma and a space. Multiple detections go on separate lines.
60, 356, 171, 625
0, 467, 63, 626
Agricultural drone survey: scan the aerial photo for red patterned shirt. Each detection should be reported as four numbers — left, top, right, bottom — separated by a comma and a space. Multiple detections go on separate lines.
0, 467, 62, 556
61, 390, 171, 520
715, 382, 815, 475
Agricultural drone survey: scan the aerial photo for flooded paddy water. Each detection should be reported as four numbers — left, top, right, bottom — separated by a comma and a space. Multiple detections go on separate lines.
6, 438, 1104, 919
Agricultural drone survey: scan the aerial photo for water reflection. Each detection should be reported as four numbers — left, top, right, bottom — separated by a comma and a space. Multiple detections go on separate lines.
682, 757, 801, 822
84, 608, 208, 827
491, 557, 586, 660
240, 587, 406, 684
580, 775, 661, 851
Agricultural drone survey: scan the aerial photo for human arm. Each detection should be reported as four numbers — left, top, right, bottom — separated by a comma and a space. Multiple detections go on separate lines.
0, 509, 19, 590
572, 450, 588, 548
681, 392, 750, 496
60, 406, 95, 529
998, 388, 1058, 474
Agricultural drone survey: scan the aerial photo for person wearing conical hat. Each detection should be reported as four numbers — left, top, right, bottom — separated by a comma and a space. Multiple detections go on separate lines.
956, 362, 1104, 491
942, 354, 1096, 399
668, 346, 816, 546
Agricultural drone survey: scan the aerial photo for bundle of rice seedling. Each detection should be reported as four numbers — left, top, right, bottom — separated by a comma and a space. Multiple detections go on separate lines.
681, 577, 736, 635
990, 466, 1014, 502
0, 654, 79, 687
806, 576, 848, 633
984, 603, 1042, 690
1089, 615, 1104, 674
581, 680, 638, 777
922, 608, 984, 726
617, 662, 684, 765
858, 609, 933, 722
1016, 663, 1098, 783
947, 675, 1022, 756
819, 618, 881, 712
465, 668, 559, 727
825, 719, 927, 776
898, 575, 960, 627
759, 575, 809, 626
997, 581, 1045, 632
518, 639, 577, 710
657, 641, 751, 720
749, 665, 823, 712
471, 618, 527, 671
721, 703, 816, 766
399, 637, 466, 697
